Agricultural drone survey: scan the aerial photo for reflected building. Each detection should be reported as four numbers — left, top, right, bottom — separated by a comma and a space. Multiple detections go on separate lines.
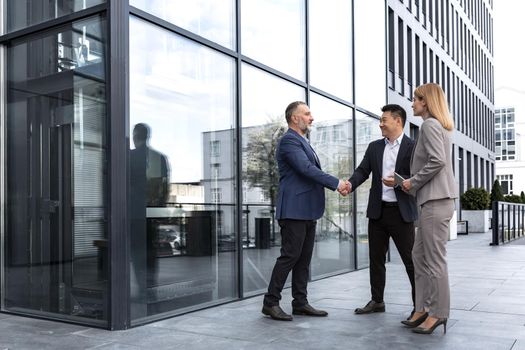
0, 0, 493, 329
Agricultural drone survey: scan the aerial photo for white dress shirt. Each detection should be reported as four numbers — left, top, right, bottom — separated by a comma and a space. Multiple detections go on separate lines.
382, 134, 403, 202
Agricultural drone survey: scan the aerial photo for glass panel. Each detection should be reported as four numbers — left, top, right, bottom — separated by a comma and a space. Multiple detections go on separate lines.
354, 0, 386, 112
241, 0, 306, 80
6, 0, 105, 33
309, 93, 353, 278
241, 64, 305, 295
309, 0, 353, 101
354, 111, 382, 269
4, 15, 108, 325
129, 16, 237, 322
129, 0, 236, 50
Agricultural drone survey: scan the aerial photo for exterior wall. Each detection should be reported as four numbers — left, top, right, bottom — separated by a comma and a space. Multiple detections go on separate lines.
387, 0, 495, 207
495, 88, 525, 194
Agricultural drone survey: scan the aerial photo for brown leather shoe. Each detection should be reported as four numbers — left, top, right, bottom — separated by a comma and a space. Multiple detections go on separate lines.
354, 300, 385, 314
262, 305, 293, 321
292, 303, 328, 317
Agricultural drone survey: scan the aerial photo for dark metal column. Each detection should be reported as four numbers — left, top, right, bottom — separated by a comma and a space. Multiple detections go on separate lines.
108, 0, 130, 330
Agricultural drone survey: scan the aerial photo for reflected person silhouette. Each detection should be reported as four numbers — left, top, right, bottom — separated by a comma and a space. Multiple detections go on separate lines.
129, 123, 170, 304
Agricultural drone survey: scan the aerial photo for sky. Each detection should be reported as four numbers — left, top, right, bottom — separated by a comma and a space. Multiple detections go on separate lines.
493, 0, 525, 103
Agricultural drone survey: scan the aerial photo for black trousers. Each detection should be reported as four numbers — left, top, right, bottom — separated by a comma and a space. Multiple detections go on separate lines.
368, 204, 415, 306
264, 219, 316, 307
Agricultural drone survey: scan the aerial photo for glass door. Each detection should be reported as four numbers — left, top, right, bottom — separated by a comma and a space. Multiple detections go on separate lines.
3, 16, 108, 326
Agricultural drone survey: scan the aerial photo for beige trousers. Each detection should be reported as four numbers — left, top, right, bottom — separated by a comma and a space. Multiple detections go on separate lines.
413, 198, 454, 318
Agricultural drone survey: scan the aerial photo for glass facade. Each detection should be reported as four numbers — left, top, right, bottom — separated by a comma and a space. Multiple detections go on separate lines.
129, 16, 237, 322
6, 0, 105, 33
241, 64, 305, 296
241, 0, 306, 80
129, 0, 236, 50
354, 111, 383, 268
0, 1, 398, 329
4, 14, 108, 326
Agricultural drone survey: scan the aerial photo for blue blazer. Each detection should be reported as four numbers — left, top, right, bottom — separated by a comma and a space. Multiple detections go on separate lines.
275, 129, 339, 221
349, 135, 418, 223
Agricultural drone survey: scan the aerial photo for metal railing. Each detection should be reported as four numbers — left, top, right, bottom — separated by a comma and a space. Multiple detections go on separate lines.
491, 201, 525, 245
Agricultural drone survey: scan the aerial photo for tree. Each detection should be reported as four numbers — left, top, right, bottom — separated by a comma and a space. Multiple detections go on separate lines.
521, 191, 525, 204
244, 119, 287, 243
490, 179, 505, 204
244, 119, 286, 206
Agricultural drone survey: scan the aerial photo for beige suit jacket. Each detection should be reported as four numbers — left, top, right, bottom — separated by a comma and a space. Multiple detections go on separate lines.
409, 117, 458, 206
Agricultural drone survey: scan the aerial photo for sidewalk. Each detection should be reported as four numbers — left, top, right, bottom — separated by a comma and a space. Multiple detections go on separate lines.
1, 232, 525, 349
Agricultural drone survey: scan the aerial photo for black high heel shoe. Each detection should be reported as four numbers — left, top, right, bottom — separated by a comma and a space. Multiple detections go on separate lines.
401, 312, 428, 328
412, 318, 447, 334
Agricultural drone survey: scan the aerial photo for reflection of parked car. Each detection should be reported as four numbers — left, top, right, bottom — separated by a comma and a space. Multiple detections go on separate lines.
157, 227, 184, 254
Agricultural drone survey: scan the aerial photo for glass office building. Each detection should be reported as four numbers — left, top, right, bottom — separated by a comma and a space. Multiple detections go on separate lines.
0, 0, 492, 329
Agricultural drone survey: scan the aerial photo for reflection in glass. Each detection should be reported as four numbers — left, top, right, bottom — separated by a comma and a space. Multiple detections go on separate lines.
354, 0, 387, 112
6, 0, 105, 33
354, 111, 382, 268
309, 93, 353, 277
4, 15, 108, 325
129, 17, 236, 322
130, 0, 236, 50
309, 0, 353, 101
241, 64, 305, 295
241, 0, 306, 80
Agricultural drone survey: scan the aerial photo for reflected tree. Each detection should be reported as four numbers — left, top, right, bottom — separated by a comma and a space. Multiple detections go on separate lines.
244, 118, 287, 242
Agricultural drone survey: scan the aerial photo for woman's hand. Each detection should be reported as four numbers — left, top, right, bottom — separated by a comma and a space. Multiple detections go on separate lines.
401, 179, 412, 193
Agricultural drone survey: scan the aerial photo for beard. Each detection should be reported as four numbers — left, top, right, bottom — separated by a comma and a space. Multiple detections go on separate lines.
298, 120, 311, 134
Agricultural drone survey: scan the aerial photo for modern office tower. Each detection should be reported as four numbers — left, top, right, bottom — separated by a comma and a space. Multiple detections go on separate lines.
0, 0, 493, 329
387, 0, 495, 199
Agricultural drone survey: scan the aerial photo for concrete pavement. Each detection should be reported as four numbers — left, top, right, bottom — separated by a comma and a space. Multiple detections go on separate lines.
1, 232, 525, 349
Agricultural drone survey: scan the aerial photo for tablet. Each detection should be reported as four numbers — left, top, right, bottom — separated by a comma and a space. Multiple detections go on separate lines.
394, 172, 405, 187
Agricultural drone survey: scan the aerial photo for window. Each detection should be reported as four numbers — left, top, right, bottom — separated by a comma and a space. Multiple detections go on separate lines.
212, 163, 221, 178
211, 188, 222, 203
497, 175, 513, 195
211, 140, 221, 157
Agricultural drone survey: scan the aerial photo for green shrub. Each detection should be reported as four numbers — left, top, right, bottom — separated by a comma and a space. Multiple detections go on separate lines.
504, 194, 522, 203
461, 187, 490, 210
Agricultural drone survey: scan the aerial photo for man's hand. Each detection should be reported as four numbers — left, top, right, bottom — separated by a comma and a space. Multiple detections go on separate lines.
382, 176, 395, 187
337, 180, 351, 196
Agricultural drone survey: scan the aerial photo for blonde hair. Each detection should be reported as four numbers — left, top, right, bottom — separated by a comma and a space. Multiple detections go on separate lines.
414, 83, 454, 131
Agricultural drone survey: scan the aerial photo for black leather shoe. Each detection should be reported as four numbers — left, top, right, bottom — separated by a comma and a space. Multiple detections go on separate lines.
262, 305, 293, 321
292, 304, 328, 317
354, 300, 385, 314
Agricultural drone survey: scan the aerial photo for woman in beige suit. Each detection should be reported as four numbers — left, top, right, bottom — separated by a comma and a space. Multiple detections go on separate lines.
400, 83, 458, 334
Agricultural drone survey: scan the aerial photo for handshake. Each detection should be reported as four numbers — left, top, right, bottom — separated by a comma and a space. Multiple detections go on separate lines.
337, 180, 351, 196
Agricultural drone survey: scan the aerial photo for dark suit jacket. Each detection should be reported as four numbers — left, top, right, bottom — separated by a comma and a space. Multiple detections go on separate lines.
275, 128, 339, 221
349, 135, 417, 223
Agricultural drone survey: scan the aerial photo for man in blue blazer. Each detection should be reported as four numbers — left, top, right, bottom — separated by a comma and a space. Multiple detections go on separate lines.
262, 101, 349, 321
347, 104, 417, 317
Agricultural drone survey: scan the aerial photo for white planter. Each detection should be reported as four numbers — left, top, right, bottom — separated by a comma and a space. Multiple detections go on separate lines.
461, 210, 491, 233
449, 211, 457, 240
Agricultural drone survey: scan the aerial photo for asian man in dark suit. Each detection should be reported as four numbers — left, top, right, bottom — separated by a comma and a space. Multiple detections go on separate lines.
262, 101, 349, 321
346, 104, 417, 318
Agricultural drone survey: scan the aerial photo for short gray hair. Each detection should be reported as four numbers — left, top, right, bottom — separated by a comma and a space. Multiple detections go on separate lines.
285, 101, 306, 124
